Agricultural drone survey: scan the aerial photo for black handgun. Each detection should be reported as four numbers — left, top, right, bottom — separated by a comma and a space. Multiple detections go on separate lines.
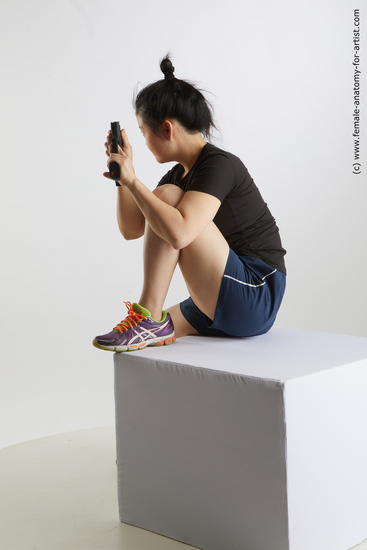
109, 121, 123, 186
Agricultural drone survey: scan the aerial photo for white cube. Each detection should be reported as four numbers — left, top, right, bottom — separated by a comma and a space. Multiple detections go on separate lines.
114, 328, 367, 550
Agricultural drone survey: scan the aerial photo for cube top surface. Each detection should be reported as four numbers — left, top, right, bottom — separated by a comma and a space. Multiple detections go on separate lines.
114, 327, 367, 382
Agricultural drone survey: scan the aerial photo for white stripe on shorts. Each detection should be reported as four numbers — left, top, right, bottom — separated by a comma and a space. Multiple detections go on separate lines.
223, 268, 277, 288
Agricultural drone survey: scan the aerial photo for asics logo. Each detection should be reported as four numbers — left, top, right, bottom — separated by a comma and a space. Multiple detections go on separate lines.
128, 319, 171, 344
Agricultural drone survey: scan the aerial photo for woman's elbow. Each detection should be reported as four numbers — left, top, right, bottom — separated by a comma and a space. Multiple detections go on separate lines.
119, 224, 145, 241
123, 232, 143, 241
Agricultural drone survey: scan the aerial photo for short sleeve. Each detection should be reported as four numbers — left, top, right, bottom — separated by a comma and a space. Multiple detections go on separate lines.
157, 164, 182, 187
157, 171, 170, 187
186, 152, 236, 202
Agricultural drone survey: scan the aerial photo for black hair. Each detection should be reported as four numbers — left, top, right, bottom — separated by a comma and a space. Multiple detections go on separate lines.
133, 55, 216, 139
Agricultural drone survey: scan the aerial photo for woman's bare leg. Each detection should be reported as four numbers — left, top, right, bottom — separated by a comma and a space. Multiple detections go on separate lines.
166, 304, 199, 337
178, 219, 229, 320
139, 224, 180, 321
138, 185, 183, 320
138, 184, 229, 332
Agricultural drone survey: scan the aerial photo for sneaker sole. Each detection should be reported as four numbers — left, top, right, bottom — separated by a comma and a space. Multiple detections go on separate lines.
92, 334, 176, 353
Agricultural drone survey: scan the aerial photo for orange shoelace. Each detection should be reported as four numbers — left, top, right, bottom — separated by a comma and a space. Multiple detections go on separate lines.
114, 301, 147, 333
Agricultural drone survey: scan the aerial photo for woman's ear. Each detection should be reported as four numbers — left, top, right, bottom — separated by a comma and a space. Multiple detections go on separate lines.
162, 119, 174, 140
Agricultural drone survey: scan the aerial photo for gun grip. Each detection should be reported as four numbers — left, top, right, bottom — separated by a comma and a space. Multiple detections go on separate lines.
110, 121, 123, 186
109, 161, 121, 182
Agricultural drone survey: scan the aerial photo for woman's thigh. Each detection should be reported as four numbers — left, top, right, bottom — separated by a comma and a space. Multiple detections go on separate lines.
154, 184, 230, 321
167, 303, 199, 338
178, 221, 229, 320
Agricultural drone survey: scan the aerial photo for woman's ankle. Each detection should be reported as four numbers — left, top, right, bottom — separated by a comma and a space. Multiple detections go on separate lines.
138, 300, 163, 322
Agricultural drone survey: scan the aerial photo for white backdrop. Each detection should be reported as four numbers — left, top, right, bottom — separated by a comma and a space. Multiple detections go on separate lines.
0, 0, 365, 448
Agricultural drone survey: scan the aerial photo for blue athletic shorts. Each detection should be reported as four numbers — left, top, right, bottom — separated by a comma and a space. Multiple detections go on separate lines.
180, 249, 286, 337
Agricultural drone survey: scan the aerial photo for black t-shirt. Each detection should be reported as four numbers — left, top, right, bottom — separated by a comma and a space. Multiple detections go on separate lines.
158, 143, 286, 274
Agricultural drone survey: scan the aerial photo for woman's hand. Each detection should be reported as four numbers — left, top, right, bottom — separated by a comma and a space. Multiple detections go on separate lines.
103, 128, 135, 187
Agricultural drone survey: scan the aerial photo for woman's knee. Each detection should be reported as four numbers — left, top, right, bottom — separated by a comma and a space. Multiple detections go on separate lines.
153, 184, 184, 207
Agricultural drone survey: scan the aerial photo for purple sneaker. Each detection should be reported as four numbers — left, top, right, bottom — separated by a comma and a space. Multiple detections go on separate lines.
93, 301, 176, 352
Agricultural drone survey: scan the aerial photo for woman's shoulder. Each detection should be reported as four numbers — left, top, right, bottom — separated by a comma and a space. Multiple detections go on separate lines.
200, 143, 247, 170
196, 143, 249, 184
200, 142, 230, 160
157, 163, 184, 187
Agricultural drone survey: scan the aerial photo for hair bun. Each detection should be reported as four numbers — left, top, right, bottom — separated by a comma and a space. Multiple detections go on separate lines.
134, 54, 216, 139
160, 55, 175, 80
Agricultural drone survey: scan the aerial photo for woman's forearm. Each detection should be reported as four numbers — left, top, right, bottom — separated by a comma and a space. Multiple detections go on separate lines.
116, 185, 145, 240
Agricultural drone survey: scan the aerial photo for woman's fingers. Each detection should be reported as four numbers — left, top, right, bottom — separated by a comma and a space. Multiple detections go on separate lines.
105, 128, 133, 158
103, 128, 134, 185
120, 129, 133, 158
105, 130, 112, 154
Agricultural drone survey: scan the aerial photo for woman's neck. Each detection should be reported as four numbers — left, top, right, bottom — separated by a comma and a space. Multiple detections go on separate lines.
176, 133, 207, 175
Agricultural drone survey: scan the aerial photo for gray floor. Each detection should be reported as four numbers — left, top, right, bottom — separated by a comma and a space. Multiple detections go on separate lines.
0, 427, 366, 550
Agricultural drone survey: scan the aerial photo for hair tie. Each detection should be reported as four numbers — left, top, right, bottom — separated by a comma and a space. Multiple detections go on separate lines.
165, 73, 175, 80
